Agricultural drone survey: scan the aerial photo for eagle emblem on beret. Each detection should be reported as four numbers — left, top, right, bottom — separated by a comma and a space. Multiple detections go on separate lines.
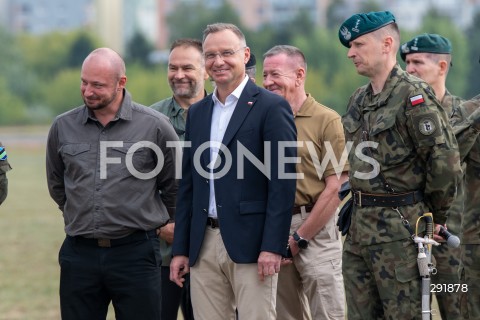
340, 26, 351, 41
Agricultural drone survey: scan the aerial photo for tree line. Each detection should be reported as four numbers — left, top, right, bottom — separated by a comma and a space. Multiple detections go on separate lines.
0, 1, 479, 126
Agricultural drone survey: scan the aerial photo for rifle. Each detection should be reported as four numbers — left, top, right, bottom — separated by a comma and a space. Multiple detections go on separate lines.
414, 212, 440, 320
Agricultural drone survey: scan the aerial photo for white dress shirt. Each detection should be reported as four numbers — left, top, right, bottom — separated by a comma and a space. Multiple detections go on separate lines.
208, 76, 249, 218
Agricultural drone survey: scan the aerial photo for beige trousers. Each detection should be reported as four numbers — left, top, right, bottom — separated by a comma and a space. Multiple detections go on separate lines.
276, 210, 346, 320
190, 226, 278, 320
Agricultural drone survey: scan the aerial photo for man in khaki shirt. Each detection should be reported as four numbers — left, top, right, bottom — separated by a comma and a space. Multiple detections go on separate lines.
263, 45, 348, 320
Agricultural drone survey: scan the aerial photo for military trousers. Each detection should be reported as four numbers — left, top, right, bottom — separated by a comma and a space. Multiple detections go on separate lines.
459, 244, 480, 319
431, 243, 462, 319
343, 237, 423, 320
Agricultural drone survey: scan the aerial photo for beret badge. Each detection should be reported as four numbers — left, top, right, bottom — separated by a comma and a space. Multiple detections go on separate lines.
338, 11, 395, 48
340, 26, 351, 41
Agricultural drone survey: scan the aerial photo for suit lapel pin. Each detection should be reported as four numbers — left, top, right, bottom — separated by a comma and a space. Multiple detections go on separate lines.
247, 101, 253, 106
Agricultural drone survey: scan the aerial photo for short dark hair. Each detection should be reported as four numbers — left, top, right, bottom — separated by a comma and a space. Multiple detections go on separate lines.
170, 38, 203, 54
203, 23, 246, 45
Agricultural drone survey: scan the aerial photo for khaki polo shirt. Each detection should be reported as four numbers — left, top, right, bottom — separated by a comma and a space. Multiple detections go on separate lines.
294, 94, 349, 205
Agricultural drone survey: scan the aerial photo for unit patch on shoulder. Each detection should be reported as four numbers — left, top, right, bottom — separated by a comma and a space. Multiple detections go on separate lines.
418, 117, 436, 135
410, 94, 425, 107
411, 112, 444, 146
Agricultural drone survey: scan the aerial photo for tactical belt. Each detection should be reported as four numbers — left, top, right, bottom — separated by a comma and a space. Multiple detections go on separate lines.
292, 204, 314, 215
352, 190, 424, 207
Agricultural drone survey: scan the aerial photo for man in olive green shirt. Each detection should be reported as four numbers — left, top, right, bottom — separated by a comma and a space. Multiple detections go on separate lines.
0, 141, 12, 205
150, 38, 208, 320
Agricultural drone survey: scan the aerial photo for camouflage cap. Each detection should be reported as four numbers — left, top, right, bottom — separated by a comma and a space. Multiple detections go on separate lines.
400, 33, 452, 61
338, 11, 396, 48
246, 53, 256, 68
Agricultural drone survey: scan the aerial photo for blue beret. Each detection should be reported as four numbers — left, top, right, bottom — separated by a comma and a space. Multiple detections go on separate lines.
400, 33, 452, 61
246, 53, 256, 68
339, 11, 396, 48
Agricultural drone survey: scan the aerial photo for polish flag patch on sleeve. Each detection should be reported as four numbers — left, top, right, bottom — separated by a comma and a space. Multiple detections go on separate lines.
410, 94, 425, 106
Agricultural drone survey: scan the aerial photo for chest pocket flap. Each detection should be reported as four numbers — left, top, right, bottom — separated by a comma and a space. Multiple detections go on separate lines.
369, 109, 398, 137
62, 143, 90, 156
342, 107, 362, 134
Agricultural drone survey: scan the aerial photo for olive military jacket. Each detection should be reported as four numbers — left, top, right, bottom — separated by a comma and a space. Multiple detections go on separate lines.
442, 90, 465, 235
451, 94, 480, 244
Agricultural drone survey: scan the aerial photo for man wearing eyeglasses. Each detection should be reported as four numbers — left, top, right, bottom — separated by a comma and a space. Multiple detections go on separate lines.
150, 38, 209, 320
170, 23, 297, 320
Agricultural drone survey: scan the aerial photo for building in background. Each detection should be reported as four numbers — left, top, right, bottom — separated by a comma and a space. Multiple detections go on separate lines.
0, 0, 479, 53
0, 0, 93, 35
93, 0, 122, 53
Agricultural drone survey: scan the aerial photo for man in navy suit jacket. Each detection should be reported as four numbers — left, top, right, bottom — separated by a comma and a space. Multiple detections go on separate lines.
170, 23, 297, 320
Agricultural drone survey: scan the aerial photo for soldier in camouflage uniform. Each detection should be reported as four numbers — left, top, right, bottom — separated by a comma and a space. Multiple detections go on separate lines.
0, 141, 12, 205
451, 95, 480, 319
338, 11, 461, 319
401, 33, 464, 320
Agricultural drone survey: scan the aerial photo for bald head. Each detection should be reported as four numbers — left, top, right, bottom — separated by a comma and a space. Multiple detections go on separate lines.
81, 48, 127, 112
83, 48, 126, 81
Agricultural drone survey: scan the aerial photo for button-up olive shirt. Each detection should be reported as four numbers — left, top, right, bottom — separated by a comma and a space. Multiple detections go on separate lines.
294, 94, 349, 206
151, 97, 187, 140
46, 90, 179, 239
150, 91, 208, 141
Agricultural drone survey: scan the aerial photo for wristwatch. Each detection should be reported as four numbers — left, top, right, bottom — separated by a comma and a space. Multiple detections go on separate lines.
293, 231, 309, 249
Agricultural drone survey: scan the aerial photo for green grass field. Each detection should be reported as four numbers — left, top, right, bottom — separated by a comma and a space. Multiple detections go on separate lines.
0, 126, 64, 319
0, 125, 443, 320
0, 126, 183, 320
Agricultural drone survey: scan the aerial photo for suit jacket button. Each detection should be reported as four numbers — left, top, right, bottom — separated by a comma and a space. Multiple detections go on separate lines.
203, 208, 207, 212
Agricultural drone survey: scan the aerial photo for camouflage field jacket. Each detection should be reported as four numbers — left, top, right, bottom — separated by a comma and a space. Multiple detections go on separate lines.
342, 64, 461, 245
451, 95, 480, 244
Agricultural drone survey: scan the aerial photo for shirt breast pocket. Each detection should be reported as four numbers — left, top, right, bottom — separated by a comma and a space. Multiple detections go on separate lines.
61, 143, 92, 174
342, 108, 362, 138
111, 142, 152, 177
369, 114, 412, 166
